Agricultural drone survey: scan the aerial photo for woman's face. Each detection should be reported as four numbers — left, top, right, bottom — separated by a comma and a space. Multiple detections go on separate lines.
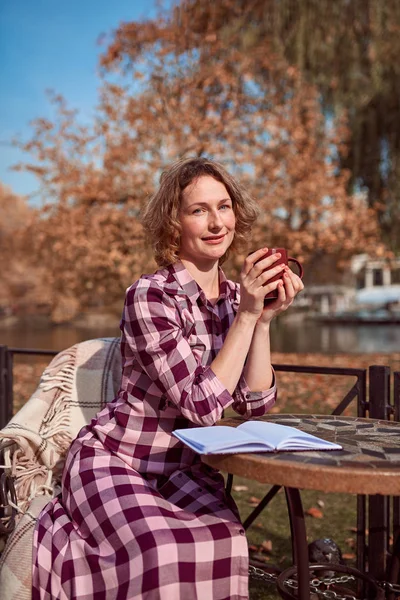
178, 175, 236, 267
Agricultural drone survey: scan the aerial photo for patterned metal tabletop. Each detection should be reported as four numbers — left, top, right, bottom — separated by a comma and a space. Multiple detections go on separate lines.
202, 415, 400, 495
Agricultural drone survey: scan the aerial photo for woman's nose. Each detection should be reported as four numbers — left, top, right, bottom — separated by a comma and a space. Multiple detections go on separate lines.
209, 210, 223, 229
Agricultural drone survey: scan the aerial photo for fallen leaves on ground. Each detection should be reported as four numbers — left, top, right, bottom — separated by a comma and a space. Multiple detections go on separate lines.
260, 539, 273, 553
270, 352, 400, 415
248, 539, 273, 557
342, 552, 356, 560
14, 352, 400, 419
248, 496, 262, 507
305, 507, 324, 519
232, 485, 248, 492
250, 553, 270, 563
348, 526, 369, 534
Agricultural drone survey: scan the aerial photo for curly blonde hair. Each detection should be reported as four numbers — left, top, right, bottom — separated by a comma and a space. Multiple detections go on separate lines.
141, 157, 260, 266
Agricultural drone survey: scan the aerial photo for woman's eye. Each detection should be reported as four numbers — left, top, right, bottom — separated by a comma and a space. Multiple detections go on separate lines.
192, 208, 203, 214
220, 204, 231, 210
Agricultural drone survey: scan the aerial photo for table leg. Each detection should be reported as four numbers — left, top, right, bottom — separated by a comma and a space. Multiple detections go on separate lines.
284, 487, 310, 600
388, 532, 400, 600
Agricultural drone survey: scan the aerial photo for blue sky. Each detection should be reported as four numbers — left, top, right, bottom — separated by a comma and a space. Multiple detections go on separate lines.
0, 0, 166, 202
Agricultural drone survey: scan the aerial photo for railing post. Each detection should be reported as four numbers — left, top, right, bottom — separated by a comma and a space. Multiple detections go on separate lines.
394, 371, 400, 422
368, 365, 391, 581
0, 345, 13, 429
393, 372, 400, 575
368, 365, 391, 419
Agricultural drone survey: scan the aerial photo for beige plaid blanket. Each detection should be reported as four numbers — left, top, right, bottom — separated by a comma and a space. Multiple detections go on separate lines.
0, 337, 121, 600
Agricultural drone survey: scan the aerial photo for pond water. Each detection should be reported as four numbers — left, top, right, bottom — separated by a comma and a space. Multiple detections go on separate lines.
1, 319, 399, 354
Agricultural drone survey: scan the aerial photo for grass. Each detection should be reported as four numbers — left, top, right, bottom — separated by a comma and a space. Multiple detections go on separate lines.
231, 477, 358, 599
9, 350, 400, 598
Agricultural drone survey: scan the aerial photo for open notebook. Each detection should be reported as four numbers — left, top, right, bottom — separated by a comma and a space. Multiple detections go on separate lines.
173, 421, 342, 454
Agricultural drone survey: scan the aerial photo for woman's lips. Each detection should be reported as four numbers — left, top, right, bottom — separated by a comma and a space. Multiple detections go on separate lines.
202, 234, 226, 244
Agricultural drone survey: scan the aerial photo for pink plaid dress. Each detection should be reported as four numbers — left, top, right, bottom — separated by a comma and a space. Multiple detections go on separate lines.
32, 262, 276, 600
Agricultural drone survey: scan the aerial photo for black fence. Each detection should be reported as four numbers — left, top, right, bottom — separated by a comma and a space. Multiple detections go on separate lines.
0, 346, 58, 430
272, 362, 399, 582
0, 344, 399, 581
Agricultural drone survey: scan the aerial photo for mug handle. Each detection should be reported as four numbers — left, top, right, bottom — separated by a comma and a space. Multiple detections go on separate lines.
287, 257, 304, 279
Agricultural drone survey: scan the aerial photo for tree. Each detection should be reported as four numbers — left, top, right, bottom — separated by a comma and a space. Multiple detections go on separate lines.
22, 201, 150, 322
115, 0, 398, 250
0, 183, 45, 313
12, 1, 382, 319
13, 94, 153, 322
98, 3, 380, 269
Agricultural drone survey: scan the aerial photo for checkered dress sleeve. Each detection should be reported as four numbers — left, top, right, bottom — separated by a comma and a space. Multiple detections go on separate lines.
232, 372, 277, 418
121, 281, 235, 426
229, 282, 277, 419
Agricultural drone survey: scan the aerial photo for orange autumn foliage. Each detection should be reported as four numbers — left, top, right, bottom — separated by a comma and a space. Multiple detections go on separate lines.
10, 3, 383, 321
0, 183, 45, 312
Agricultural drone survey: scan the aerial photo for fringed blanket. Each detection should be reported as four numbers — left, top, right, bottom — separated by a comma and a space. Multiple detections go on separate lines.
0, 337, 121, 600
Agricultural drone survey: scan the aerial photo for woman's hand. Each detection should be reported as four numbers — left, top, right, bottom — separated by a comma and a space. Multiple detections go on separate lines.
238, 248, 287, 320
259, 263, 304, 324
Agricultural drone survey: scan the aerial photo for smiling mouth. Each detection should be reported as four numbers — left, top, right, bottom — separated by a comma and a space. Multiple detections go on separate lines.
202, 234, 226, 241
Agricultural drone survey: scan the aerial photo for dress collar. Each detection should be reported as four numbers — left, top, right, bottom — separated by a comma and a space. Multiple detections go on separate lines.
166, 261, 233, 305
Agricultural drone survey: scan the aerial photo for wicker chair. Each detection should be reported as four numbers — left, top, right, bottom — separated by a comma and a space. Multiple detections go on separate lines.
0, 337, 121, 600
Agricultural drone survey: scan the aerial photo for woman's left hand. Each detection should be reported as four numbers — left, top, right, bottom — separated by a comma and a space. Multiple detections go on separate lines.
258, 265, 304, 323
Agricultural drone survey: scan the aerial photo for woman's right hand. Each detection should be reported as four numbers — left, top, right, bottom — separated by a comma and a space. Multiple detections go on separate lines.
238, 248, 286, 319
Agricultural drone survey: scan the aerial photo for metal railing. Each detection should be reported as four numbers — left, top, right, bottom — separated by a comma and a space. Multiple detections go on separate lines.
0, 343, 399, 583
267, 363, 400, 581
273, 363, 368, 416
0, 346, 58, 429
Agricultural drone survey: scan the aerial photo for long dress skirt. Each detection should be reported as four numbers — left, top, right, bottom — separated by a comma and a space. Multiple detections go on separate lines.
32, 433, 249, 600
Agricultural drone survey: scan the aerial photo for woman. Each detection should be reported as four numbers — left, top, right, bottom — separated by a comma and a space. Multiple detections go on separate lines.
32, 157, 303, 599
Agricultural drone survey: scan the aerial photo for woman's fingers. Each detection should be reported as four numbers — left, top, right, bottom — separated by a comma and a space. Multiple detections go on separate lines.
283, 269, 296, 300
243, 248, 269, 276
241, 254, 304, 317
278, 269, 303, 310
245, 260, 286, 290
276, 280, 286, 302
284, 268, 304, 293
244, 248, 284, 278
259, 278, 282, 298
257, 263, 285, 285
259, 267, 304, 322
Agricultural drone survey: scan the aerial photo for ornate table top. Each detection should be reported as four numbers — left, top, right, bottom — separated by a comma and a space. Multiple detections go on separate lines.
201, 414, 400, 495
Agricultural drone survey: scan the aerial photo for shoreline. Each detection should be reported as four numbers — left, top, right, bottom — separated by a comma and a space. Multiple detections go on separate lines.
0, 312, 121, 330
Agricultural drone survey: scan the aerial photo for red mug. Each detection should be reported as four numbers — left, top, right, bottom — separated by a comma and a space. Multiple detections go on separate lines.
251, 247, 304, 302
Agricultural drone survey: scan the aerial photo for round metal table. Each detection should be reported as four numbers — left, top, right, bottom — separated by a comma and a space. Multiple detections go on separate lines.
201, 414, 400, 599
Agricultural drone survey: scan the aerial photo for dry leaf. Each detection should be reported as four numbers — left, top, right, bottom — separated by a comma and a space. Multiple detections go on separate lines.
345, 537, 355, 548
342, 552, 355, 560
305, 507, 324, 519
348, 527, 369, 534
317, 499, 325, 508
232, 485, 248, 492
261, 539, 273, 553
252, 553, 270, 563
248, 496, 261, 507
